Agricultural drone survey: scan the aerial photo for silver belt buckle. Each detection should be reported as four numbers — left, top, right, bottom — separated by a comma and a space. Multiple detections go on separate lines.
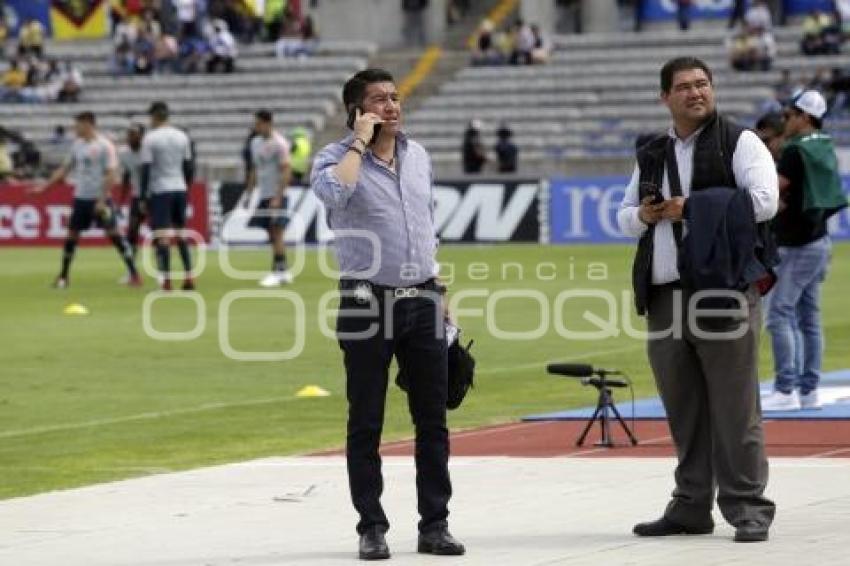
353, 281, 372, 304
394, 287, 418, 299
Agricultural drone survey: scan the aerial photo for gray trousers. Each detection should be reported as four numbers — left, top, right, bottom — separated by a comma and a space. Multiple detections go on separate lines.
647, 283, 776, 529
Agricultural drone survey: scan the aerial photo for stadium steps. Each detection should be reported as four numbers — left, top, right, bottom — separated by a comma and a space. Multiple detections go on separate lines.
406, 23, 840, 175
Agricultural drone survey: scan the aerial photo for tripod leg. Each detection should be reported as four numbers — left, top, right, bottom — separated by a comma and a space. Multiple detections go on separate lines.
576, 404, 603, 447
597, 392, 614, 448
609, 402, 639, 445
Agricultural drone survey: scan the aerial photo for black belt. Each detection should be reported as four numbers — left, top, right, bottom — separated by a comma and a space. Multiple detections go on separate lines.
339, 278, 444, 300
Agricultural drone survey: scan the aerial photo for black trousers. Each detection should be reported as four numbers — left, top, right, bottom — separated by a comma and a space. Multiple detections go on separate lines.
647, 284, 775, 529
337, 283, 451, 535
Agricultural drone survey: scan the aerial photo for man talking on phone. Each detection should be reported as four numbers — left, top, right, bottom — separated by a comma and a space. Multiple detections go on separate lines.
311, 69, 464, 560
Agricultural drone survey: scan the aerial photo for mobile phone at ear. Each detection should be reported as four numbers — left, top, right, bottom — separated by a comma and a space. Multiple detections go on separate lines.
347, 106, 381, 144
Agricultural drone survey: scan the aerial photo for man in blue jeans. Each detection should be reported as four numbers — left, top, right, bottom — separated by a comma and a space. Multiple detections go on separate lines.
763, 91, 847, 411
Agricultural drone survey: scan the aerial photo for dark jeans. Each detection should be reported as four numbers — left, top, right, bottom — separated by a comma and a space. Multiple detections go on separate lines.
337, 283, 451, 535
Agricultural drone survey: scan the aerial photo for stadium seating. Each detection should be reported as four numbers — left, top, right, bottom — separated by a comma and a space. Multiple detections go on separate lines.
3, 39, 374, 168
405, 25, 850, 166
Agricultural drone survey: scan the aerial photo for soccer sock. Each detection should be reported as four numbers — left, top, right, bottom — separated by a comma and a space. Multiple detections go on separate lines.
155, 241, 171, 278
272, 252, 287, 272
110, 234, 137, 276
60, 238, 77, 279
177, 239, 192, 275
128, 219, 140, 260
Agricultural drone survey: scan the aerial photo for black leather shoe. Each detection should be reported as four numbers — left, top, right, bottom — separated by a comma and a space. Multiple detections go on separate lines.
633, 517, 714, 537
358, 528, 390, 560
417, 527, 465, 556
734, 520, 769, 542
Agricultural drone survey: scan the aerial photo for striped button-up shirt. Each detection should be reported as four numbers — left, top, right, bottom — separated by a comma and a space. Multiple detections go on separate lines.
311, 132, 439, 287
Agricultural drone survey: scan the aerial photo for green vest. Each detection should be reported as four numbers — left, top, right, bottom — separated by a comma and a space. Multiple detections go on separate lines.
290, 135, 311, 176
265, 0, 287, 23
784, 132, 848, 222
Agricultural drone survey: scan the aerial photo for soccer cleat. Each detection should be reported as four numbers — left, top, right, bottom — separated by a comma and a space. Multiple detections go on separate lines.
127, 273, 143, 287
761, 390, 801, 412
259, 271, 293, 287
181, 278, 195, 291
800, 389, 822, 410
160, 278, 172, 291
52, 276, 68, 289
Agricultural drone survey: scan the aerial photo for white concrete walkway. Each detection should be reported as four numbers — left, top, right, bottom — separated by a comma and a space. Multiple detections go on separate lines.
1, 457, 849, 565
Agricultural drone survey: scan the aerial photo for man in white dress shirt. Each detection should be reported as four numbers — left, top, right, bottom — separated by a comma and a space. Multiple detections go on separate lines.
618, 57, 778, 543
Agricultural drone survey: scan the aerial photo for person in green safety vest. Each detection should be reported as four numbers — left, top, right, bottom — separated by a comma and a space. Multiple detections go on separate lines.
264, 0, 287, 41
288, 126, 312, 185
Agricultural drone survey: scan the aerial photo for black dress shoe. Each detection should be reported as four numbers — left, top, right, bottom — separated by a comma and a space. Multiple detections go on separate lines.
417, 527, 465, 556
633, 516, 714, 537
734, 520, 769, 542
359, 528, 390, 560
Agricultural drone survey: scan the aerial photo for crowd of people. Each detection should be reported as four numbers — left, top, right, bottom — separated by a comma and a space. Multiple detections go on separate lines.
109, 0, 319, 75
471, 18, 550, 66
0, 19, 84, 104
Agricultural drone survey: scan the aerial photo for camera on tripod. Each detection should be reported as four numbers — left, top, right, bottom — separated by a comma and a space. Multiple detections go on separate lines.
547, 363, 638, 448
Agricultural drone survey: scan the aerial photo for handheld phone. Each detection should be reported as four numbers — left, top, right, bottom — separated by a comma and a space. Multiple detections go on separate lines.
640, 181, 664, 205
347, 105, 381, 144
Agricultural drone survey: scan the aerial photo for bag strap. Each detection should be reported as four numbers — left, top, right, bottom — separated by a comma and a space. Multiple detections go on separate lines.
665, 137, 685, 250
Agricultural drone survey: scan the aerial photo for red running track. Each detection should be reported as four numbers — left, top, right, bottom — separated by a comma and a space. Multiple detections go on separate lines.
349, 420, 850, 458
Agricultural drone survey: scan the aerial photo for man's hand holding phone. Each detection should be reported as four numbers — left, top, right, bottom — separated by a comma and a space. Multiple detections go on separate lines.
350, 107, 383, 146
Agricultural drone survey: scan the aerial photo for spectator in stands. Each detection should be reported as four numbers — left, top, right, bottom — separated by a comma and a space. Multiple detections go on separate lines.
142, 9, 163, 38
174, 0, 201, 39
808, 66, 831, 92
133, 29, 156, 74
112, 20, 137, 75
530, 24, 550, 64
494, 123, 518, 173
510, 19, 535, 65
0, 17, 8, 60
207, 19, 237, 73
774, 69, 802, 103
275, 8, 318, 58
0, 132, 12, 180
745, 0, 773, 31
1, 59, 27, 102
677, 0, 691, 32
728, 0, 746, 29
18, 19, 45, 59
57, 60, 83, 102
728, 28, 758, 71
471, 19, 501, 65
801, 10, 841, 55
264, 0, 286, 42
728, 25, 775, 71
837, 0, 850, 39
155, 32, 180, 73
402, 0, 429, 47
462, 120, 487, 173
178, 34, 208, 73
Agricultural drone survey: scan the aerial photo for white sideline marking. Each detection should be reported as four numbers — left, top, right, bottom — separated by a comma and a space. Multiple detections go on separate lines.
1, 344, 643, 440
0, 396, 300, 439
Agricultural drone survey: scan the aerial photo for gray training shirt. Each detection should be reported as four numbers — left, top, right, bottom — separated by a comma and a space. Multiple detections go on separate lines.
140, 125, 192, 194
250, 131, 291, 199
63, 135, 118, 200
118, 146, 143, 198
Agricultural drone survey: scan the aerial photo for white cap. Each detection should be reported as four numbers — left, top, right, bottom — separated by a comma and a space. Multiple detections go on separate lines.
793, 90, 827, 120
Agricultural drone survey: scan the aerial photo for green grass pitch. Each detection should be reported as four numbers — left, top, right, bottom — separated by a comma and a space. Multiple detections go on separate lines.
2, 243, 849, 499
